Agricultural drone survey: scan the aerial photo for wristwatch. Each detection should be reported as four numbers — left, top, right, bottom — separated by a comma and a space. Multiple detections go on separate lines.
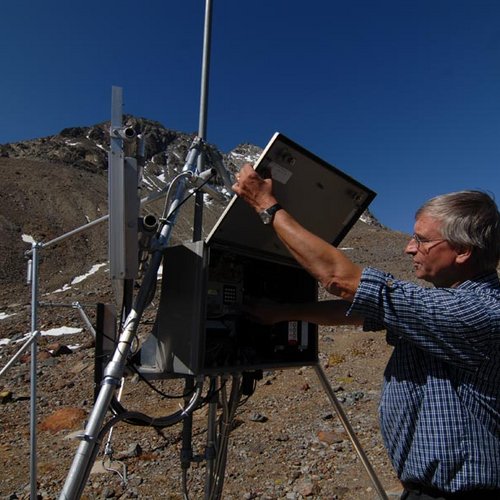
259, 203, 282, 225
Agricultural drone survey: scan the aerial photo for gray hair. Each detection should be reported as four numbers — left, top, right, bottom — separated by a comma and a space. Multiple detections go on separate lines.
416, 190, 500, 271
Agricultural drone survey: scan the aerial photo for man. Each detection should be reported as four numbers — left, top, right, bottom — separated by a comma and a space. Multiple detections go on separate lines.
232, 163, 500, 500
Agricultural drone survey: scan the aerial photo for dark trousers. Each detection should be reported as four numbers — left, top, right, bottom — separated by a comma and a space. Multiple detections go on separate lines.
401, 484, 500, 499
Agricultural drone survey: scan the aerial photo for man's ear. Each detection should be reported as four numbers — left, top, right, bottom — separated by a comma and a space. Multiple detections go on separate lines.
455, 246, 473, 264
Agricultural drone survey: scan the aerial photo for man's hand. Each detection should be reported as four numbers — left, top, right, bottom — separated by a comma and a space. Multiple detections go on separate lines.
232, 164, 278, 213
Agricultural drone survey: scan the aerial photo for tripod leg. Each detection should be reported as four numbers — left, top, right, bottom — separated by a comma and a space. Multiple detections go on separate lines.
0, 330, 40, 378
313, 364, 388, 500
59, 308, 141, 499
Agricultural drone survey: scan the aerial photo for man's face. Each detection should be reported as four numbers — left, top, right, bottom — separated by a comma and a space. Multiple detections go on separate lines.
405, 214, 461, 287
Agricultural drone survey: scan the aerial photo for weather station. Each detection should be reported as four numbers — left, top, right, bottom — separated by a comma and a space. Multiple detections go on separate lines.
54, 1, 388, 499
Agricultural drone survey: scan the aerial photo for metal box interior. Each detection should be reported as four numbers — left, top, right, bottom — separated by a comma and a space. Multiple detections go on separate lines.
139, 241, 318, 376
138, 133, 375, 377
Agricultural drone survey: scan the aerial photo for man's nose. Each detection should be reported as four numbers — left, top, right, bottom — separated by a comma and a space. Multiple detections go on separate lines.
405, 238, 418, 254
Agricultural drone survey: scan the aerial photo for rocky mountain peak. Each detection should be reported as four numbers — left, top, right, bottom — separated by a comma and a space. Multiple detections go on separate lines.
0, 118, 384, 229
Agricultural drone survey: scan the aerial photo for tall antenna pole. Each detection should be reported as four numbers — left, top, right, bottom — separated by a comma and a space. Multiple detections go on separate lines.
193, 0, 213, 241
198, 0, 213, 140
187, 1, 214, 490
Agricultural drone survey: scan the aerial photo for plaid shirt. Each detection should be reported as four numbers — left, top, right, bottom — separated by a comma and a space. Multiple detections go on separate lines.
349, 267, 500, 492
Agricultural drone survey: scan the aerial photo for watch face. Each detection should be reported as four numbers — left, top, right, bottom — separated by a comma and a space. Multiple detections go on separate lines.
259, 211, 272, 224
259, 203, 281, 224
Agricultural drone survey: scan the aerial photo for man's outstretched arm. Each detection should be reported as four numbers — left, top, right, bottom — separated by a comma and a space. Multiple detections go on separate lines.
243, 299, 364, 326
233, 164, 363, 301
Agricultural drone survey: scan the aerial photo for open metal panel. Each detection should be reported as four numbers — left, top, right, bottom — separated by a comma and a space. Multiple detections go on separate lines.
207, 132, 376, 262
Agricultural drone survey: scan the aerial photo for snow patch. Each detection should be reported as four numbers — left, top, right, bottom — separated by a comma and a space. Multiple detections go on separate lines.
71, 263, 106, 285
1, 326, 84, 349
229, 151, 260, 163
41, 326, 82, 337
52, 263, 107, 293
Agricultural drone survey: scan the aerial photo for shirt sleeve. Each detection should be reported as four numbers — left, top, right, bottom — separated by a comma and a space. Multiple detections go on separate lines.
348, 267, 495, 367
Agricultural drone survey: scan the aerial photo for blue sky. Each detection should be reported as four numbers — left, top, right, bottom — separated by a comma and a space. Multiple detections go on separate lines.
1, 0, 499, 234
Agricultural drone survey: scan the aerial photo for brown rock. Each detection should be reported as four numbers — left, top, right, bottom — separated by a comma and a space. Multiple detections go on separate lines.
317, 430, 345, 444
39, 407, 86, 433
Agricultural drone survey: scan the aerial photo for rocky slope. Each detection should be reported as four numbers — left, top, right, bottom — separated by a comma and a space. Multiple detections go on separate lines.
0, 120, 415, 499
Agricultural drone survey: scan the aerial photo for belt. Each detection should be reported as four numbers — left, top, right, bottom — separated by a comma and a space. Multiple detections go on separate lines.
402, 482, 500, 499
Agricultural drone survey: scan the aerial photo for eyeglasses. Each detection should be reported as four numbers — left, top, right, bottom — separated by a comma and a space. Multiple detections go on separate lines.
411, 234, 447, 251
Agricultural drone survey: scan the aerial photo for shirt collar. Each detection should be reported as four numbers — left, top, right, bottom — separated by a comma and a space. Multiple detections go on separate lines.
456, 271, 500, 290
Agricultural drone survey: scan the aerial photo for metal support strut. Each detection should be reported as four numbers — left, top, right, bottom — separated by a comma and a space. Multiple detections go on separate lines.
314, 364, 388, 500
